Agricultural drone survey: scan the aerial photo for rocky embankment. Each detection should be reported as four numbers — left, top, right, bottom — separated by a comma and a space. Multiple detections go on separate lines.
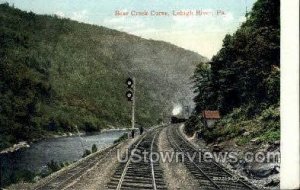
0, 141, 30, 154
180, 125, 280, 190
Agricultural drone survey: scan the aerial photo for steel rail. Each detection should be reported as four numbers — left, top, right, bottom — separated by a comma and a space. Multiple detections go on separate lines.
116, 134, 147, 190
174, 126, 256, 190
150, 132, 159, 190
34, 143, 119, 190
167, 127, 221, 189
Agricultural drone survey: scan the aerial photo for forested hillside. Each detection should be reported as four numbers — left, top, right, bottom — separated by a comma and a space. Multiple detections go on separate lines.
0, 3, 206, 150
186, 0, 280, 144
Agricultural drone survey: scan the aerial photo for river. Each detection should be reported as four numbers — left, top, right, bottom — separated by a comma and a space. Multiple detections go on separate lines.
0, 130, 125, 187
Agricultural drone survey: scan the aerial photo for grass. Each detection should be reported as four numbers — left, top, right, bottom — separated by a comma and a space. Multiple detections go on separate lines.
199, 104, 280, 145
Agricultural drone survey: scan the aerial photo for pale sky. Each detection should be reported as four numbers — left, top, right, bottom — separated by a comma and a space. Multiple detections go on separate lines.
1, 0, 256, 59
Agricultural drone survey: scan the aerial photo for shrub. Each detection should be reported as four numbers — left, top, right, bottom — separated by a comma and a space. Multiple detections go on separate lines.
184, 114, 202, 136
92, 144, 97, 153
258, 130, 280, 143
83, 122, 98, 132
114, 133, 128, 144
47, 160, 61, 172
82, 149, 91, 158
10, 169, 36, 184
260, 105, 280, 122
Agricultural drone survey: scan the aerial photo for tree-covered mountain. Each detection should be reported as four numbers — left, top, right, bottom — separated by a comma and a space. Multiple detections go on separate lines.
186, 0, 280, 144
0, 3, 207, 150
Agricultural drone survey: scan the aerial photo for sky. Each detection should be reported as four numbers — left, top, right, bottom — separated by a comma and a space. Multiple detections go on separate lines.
0, 0, 256, 59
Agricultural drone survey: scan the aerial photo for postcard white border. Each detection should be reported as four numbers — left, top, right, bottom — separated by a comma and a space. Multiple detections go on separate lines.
281, 0, 300, 189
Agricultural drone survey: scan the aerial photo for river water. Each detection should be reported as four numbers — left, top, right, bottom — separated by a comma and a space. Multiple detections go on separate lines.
0, 130, 125, 186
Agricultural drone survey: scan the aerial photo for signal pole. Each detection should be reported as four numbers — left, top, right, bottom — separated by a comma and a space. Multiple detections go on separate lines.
125, 77, 136, 129
131, 77, 136, 129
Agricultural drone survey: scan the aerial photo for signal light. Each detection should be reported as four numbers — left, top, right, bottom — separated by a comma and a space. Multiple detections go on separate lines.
126, 90, 133, 101
126, 78, 133, 89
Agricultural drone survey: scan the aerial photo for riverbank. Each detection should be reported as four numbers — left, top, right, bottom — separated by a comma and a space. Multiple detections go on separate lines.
0, 142, 30, 154
6, 134, 137, 190
0, 131, 85, 155
0, 130, 125, 188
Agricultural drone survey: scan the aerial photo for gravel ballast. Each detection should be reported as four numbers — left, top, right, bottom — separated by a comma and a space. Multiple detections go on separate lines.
158, 126, 199, 190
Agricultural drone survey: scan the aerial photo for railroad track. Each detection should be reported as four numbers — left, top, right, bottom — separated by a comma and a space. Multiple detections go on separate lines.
167, 125, 257, 190
34, 143, 119, 190
106, 129, 167, 190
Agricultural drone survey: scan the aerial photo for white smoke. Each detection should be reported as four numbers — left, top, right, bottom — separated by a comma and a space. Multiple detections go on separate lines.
172, 104, 183, 116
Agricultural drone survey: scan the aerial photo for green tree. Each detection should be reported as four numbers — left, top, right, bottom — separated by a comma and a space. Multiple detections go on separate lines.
193, 0, 280, 116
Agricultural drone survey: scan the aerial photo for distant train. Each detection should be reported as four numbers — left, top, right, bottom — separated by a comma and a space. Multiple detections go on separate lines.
170, 116, 186, 124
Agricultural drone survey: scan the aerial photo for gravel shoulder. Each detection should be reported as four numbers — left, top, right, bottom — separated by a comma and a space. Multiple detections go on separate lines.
63, 138, 136, 190
158, 126, 199, 190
